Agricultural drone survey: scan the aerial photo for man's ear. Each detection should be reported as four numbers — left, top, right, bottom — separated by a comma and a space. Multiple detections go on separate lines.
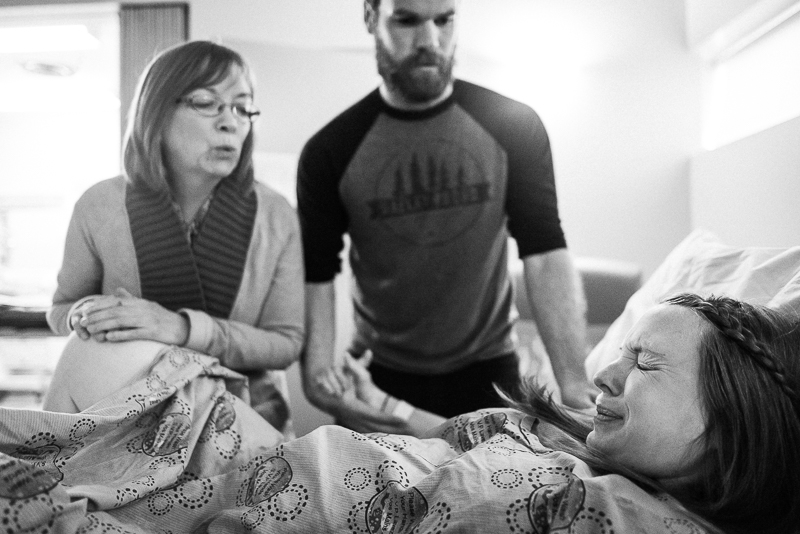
364, 0, 378, 34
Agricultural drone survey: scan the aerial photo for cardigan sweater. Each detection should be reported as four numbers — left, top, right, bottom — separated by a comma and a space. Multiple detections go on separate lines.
47, 176, 305, 432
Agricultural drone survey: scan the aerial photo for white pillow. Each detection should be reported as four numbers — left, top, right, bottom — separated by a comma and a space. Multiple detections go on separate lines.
584, 229, 800, 379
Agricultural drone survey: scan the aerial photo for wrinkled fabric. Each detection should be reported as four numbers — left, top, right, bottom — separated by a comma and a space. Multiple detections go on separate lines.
0, 347, 707, 533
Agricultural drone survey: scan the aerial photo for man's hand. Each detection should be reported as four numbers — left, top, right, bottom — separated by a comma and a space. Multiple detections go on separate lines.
310, 360, 353, 399
305, 351, 419, 434
77, 288, 189, 345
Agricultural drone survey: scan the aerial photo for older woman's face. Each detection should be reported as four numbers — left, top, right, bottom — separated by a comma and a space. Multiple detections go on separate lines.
162, 67, 252, 184
587, 304, 706, 487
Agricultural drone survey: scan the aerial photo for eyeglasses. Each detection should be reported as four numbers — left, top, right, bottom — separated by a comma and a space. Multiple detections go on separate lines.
176, 94, 261, 123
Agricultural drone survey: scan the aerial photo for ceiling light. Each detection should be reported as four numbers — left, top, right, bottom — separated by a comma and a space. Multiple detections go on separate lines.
0, 24, 99, 54
21, 60, 76, 77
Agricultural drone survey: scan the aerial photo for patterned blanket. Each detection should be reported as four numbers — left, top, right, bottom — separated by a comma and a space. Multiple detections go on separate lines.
0, 346, 708, 533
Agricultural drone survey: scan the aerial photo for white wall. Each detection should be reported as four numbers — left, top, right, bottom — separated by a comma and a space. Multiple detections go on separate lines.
690, 115, 800, 247
686, 0, 765, 46
685, 0, 800, 55
455, 0, 703, 277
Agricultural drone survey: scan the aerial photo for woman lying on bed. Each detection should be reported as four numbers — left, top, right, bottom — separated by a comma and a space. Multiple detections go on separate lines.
1, 293, 798, 534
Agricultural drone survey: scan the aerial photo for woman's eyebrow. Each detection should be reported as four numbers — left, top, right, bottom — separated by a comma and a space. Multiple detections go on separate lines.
638, 346, 667, 360
639, 343, 668, 360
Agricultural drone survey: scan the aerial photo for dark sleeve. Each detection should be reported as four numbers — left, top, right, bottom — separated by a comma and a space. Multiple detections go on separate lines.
504, 105, 566, 257
296, 91, 383, 282
455, 81, 567, 258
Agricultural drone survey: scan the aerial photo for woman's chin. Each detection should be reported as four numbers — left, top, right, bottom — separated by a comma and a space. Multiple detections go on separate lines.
584, 428, 612, 457
585, 429, 598, 449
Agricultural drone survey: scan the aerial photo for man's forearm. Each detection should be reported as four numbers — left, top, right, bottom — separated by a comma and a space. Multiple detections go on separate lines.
302, 281, 341, 410
522, 249, 590, 388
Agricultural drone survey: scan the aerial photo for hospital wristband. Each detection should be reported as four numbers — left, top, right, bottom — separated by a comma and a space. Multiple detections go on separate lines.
379, 392, 391, 412
391, 400, 415, 422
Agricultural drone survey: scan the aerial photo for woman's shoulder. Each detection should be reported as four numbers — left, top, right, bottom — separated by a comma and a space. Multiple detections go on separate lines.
72, 175, 127, 214
252, 181, 296, 217
75, 175, 127, 204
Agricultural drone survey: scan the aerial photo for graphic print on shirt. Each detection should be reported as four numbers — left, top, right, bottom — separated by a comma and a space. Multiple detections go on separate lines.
366, 138, 492, 246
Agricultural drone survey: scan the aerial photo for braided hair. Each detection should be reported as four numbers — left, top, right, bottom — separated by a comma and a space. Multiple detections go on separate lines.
666, 293, 800, 409
665, 293, 800, 534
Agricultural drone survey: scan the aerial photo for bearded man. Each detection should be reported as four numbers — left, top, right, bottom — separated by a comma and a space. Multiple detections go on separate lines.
297, 0, 594, 436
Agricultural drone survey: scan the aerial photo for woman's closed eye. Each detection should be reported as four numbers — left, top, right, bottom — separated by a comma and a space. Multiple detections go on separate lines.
622, 343, 659, 371
635, 358, 656, 371
189, 96, 218, 111
634, 349, 664, 372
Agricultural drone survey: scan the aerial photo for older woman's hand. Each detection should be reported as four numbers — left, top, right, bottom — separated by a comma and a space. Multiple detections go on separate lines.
69, 299, 96, 341
77, 288, 190, 346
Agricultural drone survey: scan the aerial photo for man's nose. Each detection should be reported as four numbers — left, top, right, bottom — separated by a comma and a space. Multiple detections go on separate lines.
415, 19, 440, 50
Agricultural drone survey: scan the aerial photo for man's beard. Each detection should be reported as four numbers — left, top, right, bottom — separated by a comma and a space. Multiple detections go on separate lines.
376, 39, 455, 104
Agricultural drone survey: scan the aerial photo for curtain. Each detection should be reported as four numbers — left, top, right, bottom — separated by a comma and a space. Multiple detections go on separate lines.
119, 3, 188, 135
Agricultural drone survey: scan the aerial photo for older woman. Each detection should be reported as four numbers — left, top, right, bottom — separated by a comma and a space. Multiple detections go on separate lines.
18, 293, 798, 533
45, 41, 304, 434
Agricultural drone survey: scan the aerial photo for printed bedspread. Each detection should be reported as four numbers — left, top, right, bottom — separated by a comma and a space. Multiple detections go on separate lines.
0, 346, 707, 533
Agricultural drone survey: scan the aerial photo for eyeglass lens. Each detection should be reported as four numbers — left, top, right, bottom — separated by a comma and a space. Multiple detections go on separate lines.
183, 96, 259, 122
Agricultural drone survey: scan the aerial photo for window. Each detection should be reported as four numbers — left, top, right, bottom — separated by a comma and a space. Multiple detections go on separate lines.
0, 4, 120, 305
0, 3, 186, 308
703, 7, 800, 149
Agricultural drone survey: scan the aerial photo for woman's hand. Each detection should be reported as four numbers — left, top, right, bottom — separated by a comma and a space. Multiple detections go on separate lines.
77, 288, 190, 346
309, 351, 447, 436
311, 351, 387, 409
69, 300, 95, 341
341, 351, 389, 409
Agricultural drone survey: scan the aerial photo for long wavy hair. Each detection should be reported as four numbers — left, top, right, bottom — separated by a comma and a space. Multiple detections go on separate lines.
505, 293, 800, 534
121, 40, 256, 194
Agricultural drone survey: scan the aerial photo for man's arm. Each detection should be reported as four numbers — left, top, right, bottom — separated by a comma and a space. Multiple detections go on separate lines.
302, 281, 445, 435
522, 248, 596, 408
302, 281, 346, 404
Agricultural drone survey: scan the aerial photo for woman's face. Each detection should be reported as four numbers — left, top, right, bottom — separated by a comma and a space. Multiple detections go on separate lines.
162, 67, 252, 184
587, 304, 707, 487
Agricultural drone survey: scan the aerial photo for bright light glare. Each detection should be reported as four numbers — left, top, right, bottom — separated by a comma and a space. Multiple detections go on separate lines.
703, 13, 800, 150
459, 16, 590, 116
0, 25, 99, 54
0, 83, 120, 113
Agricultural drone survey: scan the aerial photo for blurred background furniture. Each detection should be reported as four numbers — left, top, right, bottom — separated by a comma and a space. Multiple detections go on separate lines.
0, 311, 64, 409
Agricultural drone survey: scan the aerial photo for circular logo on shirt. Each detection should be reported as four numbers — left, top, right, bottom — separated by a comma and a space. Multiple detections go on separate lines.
368, 138, 492, 246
